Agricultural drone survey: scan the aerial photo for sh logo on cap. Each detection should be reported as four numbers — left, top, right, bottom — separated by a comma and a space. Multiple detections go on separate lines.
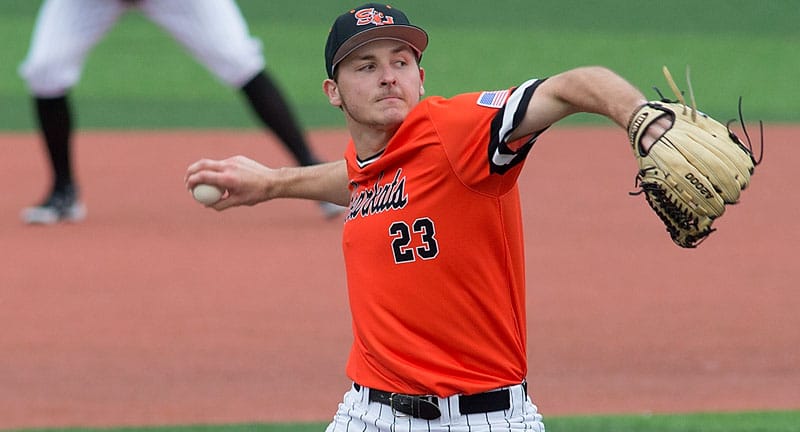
354, 7, 396, 26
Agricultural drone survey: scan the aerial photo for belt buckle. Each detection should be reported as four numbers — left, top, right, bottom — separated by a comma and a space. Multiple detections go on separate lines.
389, 392, 441, 420
388, 393, 408, 417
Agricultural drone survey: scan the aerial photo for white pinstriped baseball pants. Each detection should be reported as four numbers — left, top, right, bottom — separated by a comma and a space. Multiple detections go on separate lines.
19, 0, 265, 97
325, 383, 545, 432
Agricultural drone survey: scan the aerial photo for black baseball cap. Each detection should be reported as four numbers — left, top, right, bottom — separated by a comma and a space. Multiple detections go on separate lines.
325, 3, 428, 79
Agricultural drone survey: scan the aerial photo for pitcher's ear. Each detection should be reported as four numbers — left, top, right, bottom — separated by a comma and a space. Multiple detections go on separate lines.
323, 79, 342, 107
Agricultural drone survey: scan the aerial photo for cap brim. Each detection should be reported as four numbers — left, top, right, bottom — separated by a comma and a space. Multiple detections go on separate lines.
331, 25, 428, 74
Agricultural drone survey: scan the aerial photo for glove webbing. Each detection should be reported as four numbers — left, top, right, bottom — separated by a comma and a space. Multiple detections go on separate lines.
633, 172, 714, 247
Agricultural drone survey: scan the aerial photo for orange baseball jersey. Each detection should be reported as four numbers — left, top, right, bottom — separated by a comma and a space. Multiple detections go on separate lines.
342, 79, 548, 397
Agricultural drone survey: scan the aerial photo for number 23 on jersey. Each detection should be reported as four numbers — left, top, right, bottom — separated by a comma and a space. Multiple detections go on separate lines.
389, 217, 439, 264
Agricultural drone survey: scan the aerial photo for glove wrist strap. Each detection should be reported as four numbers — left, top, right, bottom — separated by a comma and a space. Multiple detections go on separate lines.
627, 102, 673, 156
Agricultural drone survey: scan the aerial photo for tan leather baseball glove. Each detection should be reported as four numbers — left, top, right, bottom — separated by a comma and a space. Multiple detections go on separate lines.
628, 66, 762, 248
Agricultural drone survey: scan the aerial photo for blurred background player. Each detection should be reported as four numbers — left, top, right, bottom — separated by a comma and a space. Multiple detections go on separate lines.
18, 0, 343, 224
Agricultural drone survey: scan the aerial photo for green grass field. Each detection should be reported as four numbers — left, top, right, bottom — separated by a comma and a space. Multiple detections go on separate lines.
1, 1, 797, 431
1, 0, 797, 131
7, 410, 800, 432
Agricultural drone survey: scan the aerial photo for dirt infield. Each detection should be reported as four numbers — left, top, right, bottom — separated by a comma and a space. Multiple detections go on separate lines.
1, 126, 797, 430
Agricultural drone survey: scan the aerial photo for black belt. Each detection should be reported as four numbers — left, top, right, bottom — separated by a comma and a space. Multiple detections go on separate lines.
354, 383, 520, 420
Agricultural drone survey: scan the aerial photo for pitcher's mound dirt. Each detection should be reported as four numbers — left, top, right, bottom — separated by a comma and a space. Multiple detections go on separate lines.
1, 127, 797, 429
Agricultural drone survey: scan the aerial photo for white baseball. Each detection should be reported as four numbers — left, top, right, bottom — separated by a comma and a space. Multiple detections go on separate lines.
192, 184, 224, 205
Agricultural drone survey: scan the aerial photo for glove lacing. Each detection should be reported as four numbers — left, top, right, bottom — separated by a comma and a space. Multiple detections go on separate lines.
726, 96, 765, 169
630, 168, 715, 247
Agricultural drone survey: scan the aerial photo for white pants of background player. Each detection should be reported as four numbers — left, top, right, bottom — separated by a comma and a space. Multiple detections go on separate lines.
326, 383, 545, 432
19, 0, 265, 97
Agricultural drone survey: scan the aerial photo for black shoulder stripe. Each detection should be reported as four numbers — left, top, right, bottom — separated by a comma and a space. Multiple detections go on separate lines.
488, 78, 548, 174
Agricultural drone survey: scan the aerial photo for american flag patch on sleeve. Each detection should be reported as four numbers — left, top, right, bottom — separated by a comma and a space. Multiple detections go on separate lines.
476, 89, 510, 108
